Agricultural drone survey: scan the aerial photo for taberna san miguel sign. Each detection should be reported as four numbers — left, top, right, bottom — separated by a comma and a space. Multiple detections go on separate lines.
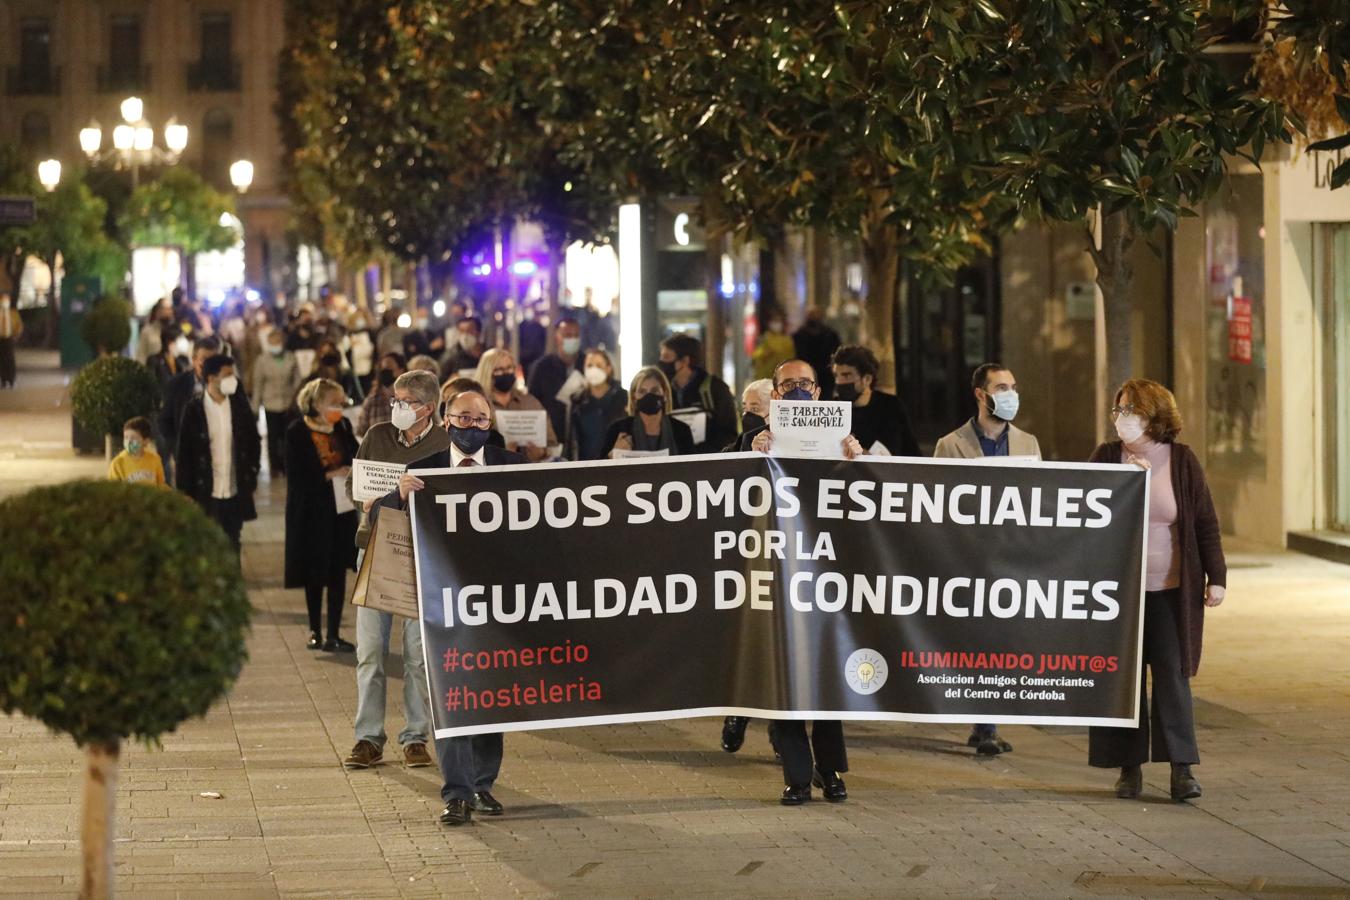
408, 453, 1148, 738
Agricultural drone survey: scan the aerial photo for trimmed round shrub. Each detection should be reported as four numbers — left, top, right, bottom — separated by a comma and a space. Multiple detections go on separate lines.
79, 296, 133, 355
0, 481, 251, 745
70, 355, 161, 440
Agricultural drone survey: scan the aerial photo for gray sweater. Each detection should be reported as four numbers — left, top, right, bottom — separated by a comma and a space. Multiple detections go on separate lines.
346, 421, 452, 548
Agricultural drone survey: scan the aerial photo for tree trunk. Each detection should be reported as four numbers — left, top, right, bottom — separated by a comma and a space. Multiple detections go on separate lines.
704, 235, 726, 377
861, 197, 900, 391
1088, 211, 1138, 403
81, 739, 120, 900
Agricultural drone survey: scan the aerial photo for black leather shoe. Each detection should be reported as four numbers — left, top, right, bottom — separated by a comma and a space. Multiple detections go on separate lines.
812, 769, 848, 802
721, 717, 749, 753
323, 637, 356, 653
1115, 765, 1143, 799
439, 799, 473, 826
780, 784, 811, 805
306, 631, 322, 651
1170, 764, 1201, 802
976, 735, 1013, 756
470, 791, 504, 815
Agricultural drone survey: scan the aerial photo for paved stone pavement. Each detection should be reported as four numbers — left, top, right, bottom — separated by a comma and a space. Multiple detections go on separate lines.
1, 353, 1348, 898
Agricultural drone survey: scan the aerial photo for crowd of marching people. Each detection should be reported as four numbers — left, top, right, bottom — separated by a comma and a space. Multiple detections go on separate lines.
109, 288, 1226, 826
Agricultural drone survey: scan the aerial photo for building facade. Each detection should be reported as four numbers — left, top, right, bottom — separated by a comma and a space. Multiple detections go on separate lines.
0, 0, 287, 293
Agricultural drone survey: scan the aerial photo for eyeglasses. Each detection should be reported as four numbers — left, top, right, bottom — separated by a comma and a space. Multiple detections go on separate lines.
446, 413, 491, 429
389, 399, 422, 411
1110, 404, 1138, 418
775, 378, 817, 393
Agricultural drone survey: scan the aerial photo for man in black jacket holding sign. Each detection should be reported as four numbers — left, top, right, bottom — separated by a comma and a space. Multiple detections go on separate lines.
385, 385, 524, 827
724, 358, 862, 805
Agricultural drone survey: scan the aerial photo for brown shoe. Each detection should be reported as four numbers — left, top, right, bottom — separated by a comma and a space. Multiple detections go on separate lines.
403, 742, 432, 768
344, 740, 383, 769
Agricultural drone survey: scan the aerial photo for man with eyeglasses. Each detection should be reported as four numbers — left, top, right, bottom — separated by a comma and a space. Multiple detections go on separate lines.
342, 370, 450, 773
725, 358, 861, 806
934, 362, 1042, 757
381, 384, 525, 826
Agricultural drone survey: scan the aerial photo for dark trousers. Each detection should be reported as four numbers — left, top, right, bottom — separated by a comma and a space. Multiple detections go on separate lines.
770, 720, 847, 787
206, 495, 245, 553
0, 336, 15, 386
304, 566, 347, 639
435, 733, 504, 802
1089, 590, 1199, 768
264, 410, 288, 475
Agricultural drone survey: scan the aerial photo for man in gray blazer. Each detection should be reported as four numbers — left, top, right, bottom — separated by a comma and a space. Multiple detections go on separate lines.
934, 362, 1041, 756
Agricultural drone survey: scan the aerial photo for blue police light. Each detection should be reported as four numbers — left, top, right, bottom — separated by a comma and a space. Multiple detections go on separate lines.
510, 259, 539, 277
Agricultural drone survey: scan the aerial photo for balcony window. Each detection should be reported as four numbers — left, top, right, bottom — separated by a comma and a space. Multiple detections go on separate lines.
7, 19, 59, 96
188, 13, 241, 91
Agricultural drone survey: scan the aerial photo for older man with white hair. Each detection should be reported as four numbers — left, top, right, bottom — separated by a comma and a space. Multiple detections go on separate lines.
341, 370, 451, 771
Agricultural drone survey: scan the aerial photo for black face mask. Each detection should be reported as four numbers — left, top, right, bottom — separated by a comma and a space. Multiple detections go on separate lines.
492, 372, 517, 393
834, 382, 860, 402
448, 425, 491, 455
378, 369, 396, 388
656, 360, 677, 381
741, 412, 766, 433
635, 392, 665, 415
321, 352, 341, 367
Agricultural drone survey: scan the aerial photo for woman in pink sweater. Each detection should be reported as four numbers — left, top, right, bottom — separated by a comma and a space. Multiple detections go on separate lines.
1088, 379, 1227, 803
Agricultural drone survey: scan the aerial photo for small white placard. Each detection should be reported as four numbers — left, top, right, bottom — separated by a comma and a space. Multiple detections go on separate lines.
611, 448, 671, 459
495, 409, 548, 447
352, 459, 406, 502
769, 400, 852, 458
670, 407, 708, 445
333, 476, 355, 514
556, 369, 587, 404
294, 349, 316, 377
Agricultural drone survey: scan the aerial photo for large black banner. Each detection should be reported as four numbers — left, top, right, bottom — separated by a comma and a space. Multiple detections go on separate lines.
410, 454, 1148, 738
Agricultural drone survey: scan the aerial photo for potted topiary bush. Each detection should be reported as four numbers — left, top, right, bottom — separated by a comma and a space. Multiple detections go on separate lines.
70, 356, 161, 460
0, 481, 251, 900
78, 296, 133, 357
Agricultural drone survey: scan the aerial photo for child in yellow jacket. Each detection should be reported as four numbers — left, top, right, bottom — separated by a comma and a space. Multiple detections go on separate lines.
108, 416, 167, 487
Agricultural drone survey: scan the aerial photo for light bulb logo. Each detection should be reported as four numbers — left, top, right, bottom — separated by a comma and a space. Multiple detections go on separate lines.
844, 649, 888, 696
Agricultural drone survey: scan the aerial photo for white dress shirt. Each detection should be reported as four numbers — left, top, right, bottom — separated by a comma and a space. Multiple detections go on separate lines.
204, 393, 237, 498
449, 443, 486, 468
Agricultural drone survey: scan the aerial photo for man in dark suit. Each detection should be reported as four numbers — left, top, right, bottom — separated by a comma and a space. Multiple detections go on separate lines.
158, 336, 222, 484
387, 384, 524, 826
725, 359, 862, 805
174, 353, 261, 552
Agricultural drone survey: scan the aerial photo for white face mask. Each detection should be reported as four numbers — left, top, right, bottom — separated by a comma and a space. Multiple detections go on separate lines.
390, 402, 419, 431
175, 337, 191, 356
583, 366, 609, 387
268, 342, 284, 355
459, 332, 478, 351
1115, 414, 1146, 444
1, 299, 10, 310
218, 375, 239, 396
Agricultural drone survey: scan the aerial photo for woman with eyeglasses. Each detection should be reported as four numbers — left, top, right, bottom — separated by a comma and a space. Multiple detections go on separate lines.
285, 378, 360, 653
475, 348, 557, 462
1088, 378, 1227, 803
602, 366, 695, 458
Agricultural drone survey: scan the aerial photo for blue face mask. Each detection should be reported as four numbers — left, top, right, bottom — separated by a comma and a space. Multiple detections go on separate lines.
449, 425, 491, 455
990, 390, 1020, 422
782, 388, 813, 402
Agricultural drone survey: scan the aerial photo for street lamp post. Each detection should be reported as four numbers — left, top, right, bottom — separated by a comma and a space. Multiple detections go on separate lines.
78, 96, 188, 188
37, 159, 62, 192
229, 160, 254, 193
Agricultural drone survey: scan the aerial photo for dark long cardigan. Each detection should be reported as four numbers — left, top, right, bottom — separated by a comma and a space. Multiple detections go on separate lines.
1089, 440, 1227, 676
284, 418, 359, 589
